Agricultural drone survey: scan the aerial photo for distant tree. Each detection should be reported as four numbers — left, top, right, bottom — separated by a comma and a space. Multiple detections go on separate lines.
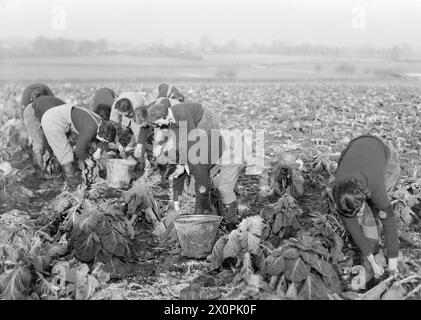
224, 38, 240, 53
95, 38, 108, 53
390, 45, 402, 61
78, 40, 97, 55
54, 38, 77, 55
32, 37, 54, 55
268, 40, 286, 54
199, 35, 215, 54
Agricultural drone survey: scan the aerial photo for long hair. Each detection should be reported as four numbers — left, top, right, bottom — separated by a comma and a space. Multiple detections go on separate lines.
332, 177, 370, 218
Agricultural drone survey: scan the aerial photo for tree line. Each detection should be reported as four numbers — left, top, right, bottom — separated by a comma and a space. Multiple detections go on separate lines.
0, 36, 413, 61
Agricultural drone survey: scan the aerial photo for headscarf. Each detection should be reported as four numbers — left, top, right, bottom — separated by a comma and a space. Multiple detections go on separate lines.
21, 83, 54, 107
153, 83, 185, 103
110, 92, 149, 143
92, 88, 116, 114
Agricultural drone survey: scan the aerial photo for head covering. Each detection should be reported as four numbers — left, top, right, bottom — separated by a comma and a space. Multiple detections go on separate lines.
153, 83, 185, 102
110, 92, 149, 144
109, 92, 148, 124
92, 88, 116, 113
97, 120, 117, 143
21, 83, 54, 107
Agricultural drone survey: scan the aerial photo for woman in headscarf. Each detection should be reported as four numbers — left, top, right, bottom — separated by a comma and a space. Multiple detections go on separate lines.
23, 95, 65, 171
40, 103, 116, 189
21, 83, 56, 170
109, 92, 152, 157
332, 135, 400, 277
131, 84, 185, 162
21, 83, 54, 108
92, 87, 116, 120
148, 101, 243, 229
153, 83, 185, 104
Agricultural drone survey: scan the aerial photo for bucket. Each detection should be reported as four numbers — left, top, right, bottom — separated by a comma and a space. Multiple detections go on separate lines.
173, 215, 223, 258
106, 158, 137, 189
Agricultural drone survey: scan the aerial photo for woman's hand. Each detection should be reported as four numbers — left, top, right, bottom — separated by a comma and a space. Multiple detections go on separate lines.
134, 144, 143, 159
371, 262, 385, 278
92, 148, 102, 161
367, 254, 384, 278
174, 201, 180, 212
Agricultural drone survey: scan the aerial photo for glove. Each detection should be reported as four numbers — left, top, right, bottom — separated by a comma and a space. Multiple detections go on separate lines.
78, 160, 86, 171
170, 165, 186, 180
92, 148, 102, 161
153, 144, 164, 158
174, 201, 180, 212
388, 257, 399, 274
134, 143, 143, 159
118, 143, 125, 154
367, 254, 384, 278
371, 262, 384, 278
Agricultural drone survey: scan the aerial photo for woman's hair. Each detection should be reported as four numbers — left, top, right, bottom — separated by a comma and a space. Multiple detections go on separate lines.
30, 87, 50, 103
148, 102, 169, 123
332, 177, 370, 218
115, 98, 133, 114
97, 120, 117, 143
170, 88, 185, 103
133, 106, 149, 125
95, 104, 111, 120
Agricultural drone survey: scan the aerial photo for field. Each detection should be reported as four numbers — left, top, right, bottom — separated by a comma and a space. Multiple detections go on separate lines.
2, 54, 421, 81
1, 79, 421, 301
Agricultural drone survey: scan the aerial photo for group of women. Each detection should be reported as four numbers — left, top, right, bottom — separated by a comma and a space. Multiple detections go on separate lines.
20, 82, 401, 278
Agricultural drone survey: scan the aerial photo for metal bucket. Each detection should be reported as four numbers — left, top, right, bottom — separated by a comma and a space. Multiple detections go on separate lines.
173, 215, 222, 259
106, 158, 137, 189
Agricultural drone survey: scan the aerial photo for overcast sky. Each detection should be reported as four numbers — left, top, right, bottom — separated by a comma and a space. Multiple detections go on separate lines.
1, 0, 420, 47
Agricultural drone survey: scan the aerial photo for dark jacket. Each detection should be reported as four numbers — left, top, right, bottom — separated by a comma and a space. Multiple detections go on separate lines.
33, 96, 66, 121
71, 107, 102, 161
22, 84, 54, 107
165, 103, 224, 207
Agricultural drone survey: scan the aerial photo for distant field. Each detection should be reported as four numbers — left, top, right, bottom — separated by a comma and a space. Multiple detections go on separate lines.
1, 54, 421, 82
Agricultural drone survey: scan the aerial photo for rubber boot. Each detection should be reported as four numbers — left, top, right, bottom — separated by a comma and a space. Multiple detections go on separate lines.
62, 162, 79, 190
222, 201, 239, 231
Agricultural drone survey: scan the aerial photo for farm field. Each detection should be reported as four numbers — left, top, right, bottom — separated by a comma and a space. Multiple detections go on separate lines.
2, 54, 421, 81
1, 80, 421, 300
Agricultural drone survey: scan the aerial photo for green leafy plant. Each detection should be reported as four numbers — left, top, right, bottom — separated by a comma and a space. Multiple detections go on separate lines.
260, 194, 302, 247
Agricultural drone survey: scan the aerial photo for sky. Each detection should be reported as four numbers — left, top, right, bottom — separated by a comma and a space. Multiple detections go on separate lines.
1, 0, 420, 48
